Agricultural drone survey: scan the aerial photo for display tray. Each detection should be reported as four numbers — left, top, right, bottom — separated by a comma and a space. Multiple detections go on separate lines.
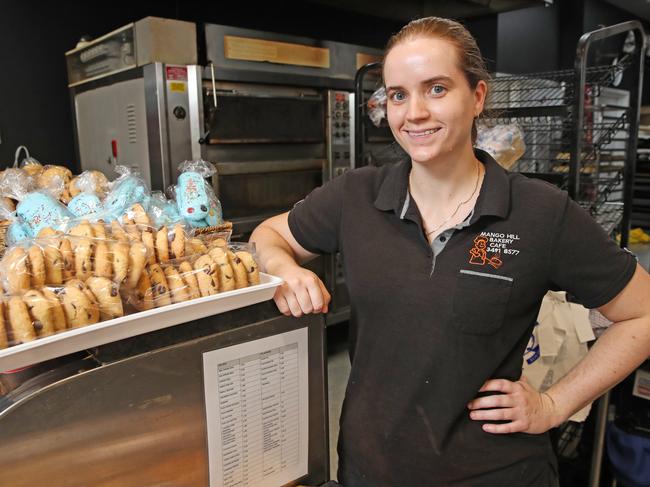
0, 273, 283, 372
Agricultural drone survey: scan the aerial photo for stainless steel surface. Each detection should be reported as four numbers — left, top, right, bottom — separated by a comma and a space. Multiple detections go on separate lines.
165, 66, 194, 176
74, 75, 151, 179
144, 63, 171, 190
66, 17, 197, 87
589, 392, 611, 487
572, 21, 645, 245
134, 17, 197, 66
188, 65, 204, 160
0, 307, 329, 487
349, 92, 356, 169
325, 90, 353, 182
203, 24, 381, 86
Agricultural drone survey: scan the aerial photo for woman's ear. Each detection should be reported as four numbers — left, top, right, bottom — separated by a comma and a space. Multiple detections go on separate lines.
474, 80, 488, 117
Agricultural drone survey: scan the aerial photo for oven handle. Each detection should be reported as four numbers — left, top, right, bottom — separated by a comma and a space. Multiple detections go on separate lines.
215, 159, 325, 175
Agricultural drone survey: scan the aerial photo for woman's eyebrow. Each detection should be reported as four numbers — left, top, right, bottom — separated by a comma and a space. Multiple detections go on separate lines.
421, 76, 454, 85
386, 76, 454, 92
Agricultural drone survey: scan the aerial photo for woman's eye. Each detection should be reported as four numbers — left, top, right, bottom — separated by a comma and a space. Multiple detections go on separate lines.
390, 91, 406, 102
430, 85, 446, 96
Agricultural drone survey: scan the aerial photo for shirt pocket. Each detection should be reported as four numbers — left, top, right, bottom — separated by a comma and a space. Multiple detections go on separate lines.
452, 270, 513, 335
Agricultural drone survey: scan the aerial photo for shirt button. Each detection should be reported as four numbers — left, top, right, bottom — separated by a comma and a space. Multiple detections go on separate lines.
439, 236, 447, 243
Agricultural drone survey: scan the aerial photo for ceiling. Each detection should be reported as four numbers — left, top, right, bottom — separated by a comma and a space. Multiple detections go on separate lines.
308, 0, 547, 22
603, 0, 650, 22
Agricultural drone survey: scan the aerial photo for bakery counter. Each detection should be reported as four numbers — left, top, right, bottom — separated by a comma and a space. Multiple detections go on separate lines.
0, 301, 330, 487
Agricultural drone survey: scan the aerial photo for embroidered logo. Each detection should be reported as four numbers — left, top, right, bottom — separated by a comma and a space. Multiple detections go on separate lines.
469, 236, 503, 269
468, 231, 521, 268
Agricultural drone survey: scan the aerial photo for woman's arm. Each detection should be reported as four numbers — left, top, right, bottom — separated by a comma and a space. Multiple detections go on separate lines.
468, 263, 650, 434
250, 212, 331, 317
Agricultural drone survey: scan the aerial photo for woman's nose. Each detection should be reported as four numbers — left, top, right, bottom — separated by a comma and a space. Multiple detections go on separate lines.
406, 95, 429, 121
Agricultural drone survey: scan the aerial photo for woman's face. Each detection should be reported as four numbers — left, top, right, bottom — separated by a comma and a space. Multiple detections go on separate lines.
383, 37, 487, 165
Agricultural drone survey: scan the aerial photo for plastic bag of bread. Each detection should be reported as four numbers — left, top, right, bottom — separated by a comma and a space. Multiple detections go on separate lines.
121, 242, 261, 312
114, 219, 191, 267
14, 145, 44, 178
227, 242, 261, 287
66, 170, 111, 218
36, 165, 73, 202
0, 277, 124, 350
174, 159, 223, 228
0, 167, 36, 202
0, 225, 155, 297
475, 122, 526, 170
102, 165, 150, 223
68, 170, 110, 200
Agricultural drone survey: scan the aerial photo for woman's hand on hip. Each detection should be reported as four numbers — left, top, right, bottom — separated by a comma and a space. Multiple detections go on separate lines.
273, 264, 330, 318
467, 376, 563, 434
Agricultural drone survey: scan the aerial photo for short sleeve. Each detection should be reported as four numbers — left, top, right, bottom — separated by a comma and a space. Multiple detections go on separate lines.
287, 173, 347, 254
548, 194, 637, 308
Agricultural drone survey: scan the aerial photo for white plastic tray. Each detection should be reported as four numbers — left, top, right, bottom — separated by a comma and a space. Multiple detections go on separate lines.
0, 273, 283, 372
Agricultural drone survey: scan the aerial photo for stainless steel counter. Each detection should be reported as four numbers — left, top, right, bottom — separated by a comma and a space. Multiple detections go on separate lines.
0, 302, 329, 487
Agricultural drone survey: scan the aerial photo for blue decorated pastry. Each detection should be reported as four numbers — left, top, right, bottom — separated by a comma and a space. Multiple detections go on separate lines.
6, 221, 30, 245
176, 172, 210, 221
205, 201, 223, 227
17, 192, 71, 236
103, 177, 147, 220
68, 193, 103, 217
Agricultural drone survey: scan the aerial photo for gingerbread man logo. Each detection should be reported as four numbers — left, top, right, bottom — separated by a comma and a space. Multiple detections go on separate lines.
469, 235, 502, 269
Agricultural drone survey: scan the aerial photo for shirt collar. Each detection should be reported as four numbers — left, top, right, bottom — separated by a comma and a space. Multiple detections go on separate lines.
373, 148, 511, 221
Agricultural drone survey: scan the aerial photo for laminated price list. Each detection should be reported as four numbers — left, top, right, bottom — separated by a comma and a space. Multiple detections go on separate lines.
203, 328, 309, 487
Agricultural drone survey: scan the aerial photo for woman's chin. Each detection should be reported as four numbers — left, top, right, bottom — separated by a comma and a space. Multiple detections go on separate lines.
409, 148, 443, 165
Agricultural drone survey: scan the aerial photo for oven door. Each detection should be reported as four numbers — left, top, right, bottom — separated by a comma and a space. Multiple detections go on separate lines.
200, 82, 326, 236
200, 82, 349, 323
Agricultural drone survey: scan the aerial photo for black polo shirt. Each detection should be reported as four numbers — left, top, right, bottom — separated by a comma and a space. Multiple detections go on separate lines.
288, 149, 636, 486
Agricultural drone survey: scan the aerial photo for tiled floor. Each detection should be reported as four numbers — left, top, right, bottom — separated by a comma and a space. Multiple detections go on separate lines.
326, 324, 351, 481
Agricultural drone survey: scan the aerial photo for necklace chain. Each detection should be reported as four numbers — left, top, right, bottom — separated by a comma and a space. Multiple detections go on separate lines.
413, 162, 481, 237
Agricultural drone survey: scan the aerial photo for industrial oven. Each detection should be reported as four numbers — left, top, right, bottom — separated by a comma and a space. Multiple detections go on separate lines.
67, 18, 383, 325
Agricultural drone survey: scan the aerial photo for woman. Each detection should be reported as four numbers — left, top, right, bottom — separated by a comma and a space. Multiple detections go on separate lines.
250, 17, 650, 486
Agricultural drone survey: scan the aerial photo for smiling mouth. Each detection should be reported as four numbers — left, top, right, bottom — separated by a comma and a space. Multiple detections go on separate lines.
406, 128, 441, 137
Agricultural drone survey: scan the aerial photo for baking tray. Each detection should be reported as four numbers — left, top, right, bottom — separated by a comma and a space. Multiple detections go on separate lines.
0, 273, 283, 372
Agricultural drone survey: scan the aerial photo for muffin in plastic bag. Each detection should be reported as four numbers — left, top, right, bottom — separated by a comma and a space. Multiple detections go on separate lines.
0, 168, 36, 202
68, 170, 110, 200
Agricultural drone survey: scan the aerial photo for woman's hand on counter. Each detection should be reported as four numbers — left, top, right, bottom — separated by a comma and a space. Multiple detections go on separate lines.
272, 265, 330, 318
466, 376, 563, 434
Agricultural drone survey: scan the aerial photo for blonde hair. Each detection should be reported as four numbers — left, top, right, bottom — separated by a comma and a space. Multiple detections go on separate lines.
383, 17, 490, 142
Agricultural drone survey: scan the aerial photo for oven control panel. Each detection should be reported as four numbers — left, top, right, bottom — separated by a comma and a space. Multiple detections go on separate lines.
326, 90, 353, 181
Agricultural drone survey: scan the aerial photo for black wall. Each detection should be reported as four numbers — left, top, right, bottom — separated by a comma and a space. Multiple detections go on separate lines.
0, 0, 403, 169
464, 15, 499, 72
496, 3, 560, 74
